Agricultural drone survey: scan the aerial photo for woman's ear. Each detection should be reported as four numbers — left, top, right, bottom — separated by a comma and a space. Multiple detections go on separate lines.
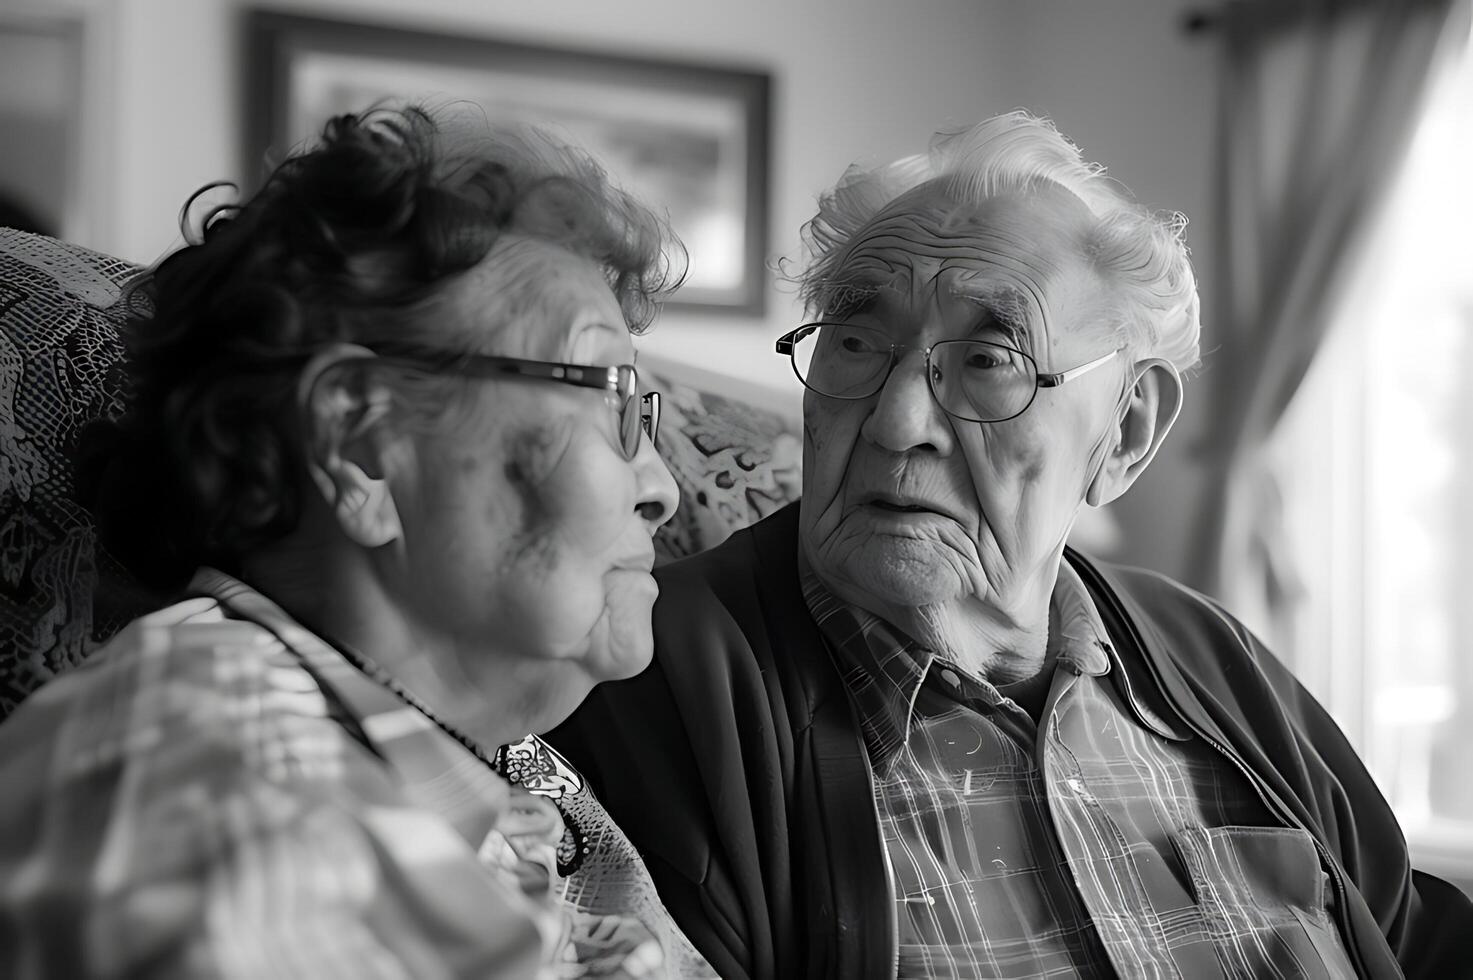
297, 345, 405, 548
1086, 358, 1183, 507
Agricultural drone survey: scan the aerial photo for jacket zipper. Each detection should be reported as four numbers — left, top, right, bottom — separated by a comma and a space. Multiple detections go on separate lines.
864, 750, 902, 978
1082, 567, 1371, 979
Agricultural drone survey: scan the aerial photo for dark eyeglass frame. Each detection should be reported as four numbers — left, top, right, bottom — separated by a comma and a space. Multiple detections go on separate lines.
359, 343, 660, 460
775, 321, 1118, 423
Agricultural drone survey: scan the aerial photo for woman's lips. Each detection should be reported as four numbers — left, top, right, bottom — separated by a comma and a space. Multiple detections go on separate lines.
613, 552, 656, 574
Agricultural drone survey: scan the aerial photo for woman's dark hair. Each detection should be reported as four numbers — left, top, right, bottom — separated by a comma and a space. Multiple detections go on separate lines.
77, 104, 682, 591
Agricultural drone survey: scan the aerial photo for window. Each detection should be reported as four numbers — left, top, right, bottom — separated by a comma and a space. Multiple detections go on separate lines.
1269, 23, 1473, 883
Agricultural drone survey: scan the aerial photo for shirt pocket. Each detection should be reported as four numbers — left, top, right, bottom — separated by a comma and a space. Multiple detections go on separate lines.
1171, 825, 1357, 980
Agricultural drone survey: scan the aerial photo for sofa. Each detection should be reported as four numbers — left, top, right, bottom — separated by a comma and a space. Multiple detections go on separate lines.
0, 227, 802, 720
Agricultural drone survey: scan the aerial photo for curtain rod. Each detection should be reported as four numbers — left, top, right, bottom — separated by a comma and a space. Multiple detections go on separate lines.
1185, 0, 1411, 37
1182, 9, 1222, 34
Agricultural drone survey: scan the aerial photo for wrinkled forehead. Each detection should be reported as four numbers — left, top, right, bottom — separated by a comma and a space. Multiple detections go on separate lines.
824, 183, 1099, 323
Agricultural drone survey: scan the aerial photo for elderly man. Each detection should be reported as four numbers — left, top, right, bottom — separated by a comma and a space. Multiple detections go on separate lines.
551, 112, 1473, 979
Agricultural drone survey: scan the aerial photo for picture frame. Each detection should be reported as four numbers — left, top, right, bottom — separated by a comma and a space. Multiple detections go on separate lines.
243, 10, 772, 315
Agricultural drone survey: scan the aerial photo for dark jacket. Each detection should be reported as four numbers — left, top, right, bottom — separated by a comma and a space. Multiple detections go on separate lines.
551, 502, 1473, 979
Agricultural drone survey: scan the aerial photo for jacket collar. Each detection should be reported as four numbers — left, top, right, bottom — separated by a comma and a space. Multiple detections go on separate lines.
1059, 555, 1193, 741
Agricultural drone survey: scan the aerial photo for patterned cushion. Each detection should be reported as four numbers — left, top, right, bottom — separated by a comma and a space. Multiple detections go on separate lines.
645, 371, 802, 565
0, 229, 802, 720
0, 230, 153, 719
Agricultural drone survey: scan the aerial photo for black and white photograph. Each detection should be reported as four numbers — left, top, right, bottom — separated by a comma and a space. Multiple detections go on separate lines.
1, 1, 1470, 977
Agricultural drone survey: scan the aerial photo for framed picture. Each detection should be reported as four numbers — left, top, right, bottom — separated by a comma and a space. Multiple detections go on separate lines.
244, 11, 771, 315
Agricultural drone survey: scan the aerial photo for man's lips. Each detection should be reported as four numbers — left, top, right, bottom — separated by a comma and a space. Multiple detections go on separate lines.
857, 493, 960, 523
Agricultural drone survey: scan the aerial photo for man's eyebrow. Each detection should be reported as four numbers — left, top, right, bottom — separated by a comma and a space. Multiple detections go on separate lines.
952, 284, 1029, 334
826, 261, 896, 291
949, 279, 1020, 304
810, 265, 889, 315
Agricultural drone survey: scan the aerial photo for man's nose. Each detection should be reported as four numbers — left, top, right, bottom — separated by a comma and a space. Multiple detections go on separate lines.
859, 350, 957, 454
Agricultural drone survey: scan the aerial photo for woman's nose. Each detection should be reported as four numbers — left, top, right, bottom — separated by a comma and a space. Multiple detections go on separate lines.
633, 433, 679, 529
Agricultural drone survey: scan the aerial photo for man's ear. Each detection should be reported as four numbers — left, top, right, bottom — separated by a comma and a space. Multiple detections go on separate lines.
297, 345, 405, 548
1086, 358, 1183, 507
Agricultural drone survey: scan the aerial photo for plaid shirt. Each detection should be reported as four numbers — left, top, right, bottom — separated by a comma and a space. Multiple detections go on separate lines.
0, 570, 712, 980
803, 560, 1358, 979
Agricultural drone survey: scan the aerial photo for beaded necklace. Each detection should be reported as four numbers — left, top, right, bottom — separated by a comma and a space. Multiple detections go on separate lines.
200, 578, 590, 873
332, 642, 589, 875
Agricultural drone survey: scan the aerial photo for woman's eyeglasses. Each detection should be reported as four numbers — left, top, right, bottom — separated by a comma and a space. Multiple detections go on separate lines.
359, 343, 660, 461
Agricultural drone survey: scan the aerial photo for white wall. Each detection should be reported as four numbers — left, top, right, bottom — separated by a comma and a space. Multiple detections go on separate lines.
0, 19, 81, 236
4, 0, 1219, 579
3, 0, 1026, 416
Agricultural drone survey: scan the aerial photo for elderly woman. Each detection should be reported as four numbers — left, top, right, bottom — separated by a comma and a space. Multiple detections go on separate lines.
0, 106, 713, 979
552, 111, 1473, 978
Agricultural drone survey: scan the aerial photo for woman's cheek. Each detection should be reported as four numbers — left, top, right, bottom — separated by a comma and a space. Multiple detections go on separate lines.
500, 420, 628, 557
568, 430, 648, 540
495, 561, 606, 663
500, 421, 574, 526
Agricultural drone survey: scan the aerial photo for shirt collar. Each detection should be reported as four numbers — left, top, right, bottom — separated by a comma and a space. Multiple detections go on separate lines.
799, 553, 1186, 767
799, 558, 931, 768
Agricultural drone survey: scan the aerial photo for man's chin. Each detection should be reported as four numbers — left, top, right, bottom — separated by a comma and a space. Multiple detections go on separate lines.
827, 559, 967, 617
857, 576, 962, 613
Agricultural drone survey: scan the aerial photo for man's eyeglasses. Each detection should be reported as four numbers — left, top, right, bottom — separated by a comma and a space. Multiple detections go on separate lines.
361, 343, 660, 460
775, 321, 1118, 423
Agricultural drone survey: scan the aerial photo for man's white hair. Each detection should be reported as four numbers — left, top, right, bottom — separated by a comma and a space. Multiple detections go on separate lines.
798, 111, 1201, 373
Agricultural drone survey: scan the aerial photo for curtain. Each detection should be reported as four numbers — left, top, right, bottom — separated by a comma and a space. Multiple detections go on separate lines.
1188, 0, 1471, 634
